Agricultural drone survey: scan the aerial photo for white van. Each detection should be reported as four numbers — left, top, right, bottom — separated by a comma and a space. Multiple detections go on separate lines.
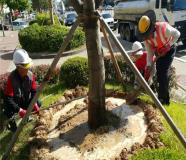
12, 19, 28, 30
101, 12, 117, 30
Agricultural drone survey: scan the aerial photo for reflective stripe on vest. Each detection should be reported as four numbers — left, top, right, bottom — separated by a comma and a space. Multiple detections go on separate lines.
146, 22, 171, 55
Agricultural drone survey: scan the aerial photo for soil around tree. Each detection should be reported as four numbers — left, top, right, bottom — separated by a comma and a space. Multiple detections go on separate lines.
29, 87, 164, 160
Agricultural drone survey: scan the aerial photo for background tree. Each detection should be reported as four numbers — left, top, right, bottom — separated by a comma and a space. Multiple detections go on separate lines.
48, 0, 54, 24
70, 0, 105, 129
5, 0, 29, 12
31, 0, 48, 12
0, 0, 5, 13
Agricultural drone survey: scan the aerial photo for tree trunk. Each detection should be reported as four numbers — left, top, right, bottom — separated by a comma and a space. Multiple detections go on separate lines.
70, 0, 106, 129
48, 0, 54, 25
84, 0, 106, 129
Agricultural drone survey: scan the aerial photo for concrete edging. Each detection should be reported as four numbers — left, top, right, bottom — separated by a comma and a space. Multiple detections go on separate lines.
29, 46, 86, 59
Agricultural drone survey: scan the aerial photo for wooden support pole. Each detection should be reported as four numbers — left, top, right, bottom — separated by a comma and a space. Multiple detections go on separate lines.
2, 19, 80, 160
100, 24, 123, 82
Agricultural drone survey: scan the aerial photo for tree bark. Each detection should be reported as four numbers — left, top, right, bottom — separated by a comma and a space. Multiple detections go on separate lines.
69, 0, 83, 14
70, 0, 106, 129
48, 0, 54, 24
83, 0, 106, 129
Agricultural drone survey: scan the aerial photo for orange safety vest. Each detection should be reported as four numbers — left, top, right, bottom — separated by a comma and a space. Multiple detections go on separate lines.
146, 22, 172, 56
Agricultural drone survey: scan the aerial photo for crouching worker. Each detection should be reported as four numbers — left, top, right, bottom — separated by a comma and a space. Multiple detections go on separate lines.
130, 41, 155, 88
3, 49, 40, 132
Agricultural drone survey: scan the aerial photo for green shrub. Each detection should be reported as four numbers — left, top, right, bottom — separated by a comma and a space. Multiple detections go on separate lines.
34, 12, 61, 26
0, 73, 10, 131
104, 55, 177, 93
19, 24, 48, 52
59, 55, 176, 92
19, 25, 85, 52
0, 73, 9, 101
104, 55, 135, 83
67, 28, 85, 50
31, 65, 60, 84
29, 20, 37, 25
60, 57, 89, 87
46, 25, 68, 52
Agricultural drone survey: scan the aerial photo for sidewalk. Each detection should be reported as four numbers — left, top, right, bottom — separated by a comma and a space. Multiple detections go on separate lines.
0, 31, 19, 51
0, 31, 19, 75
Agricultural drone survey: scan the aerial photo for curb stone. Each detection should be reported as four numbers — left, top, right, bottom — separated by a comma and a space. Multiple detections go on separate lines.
29, 46, 86, 59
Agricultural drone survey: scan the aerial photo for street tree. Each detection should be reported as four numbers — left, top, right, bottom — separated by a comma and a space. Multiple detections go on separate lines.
0, 0, 5, 13
31, 0, 48, 12
48, 0, 54, 24
70, 0, 106, 129
5, 0, 29, 12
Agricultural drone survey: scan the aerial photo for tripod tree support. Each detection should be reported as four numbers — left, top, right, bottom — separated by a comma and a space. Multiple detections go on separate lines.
98, 11, 186, 149
2, 19, 80, 160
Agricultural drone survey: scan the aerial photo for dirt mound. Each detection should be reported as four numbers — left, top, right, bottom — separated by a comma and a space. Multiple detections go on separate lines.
29, 90, 164, 160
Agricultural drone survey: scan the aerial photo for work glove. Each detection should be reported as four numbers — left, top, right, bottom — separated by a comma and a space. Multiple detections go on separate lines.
19, 108, 27, 118
157, 44, 171, 55
33, 103, 40, 113
144, 66, 151, 81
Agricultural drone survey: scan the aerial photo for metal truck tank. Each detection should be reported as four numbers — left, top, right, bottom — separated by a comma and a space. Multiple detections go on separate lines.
114, 0, 156, 19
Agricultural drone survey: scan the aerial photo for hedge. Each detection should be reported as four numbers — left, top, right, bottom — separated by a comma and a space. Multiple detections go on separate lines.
29, 12, 62, 26
31, 65, 60, 84
19, 24, 85, 52
60, 57, 89, 88
0, 57, 177, 99
60, 56, 177, 93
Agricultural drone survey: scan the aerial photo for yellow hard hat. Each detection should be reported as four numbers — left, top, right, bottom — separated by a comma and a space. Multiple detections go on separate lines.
17, 62, 33, 69
138, 16, 150, 34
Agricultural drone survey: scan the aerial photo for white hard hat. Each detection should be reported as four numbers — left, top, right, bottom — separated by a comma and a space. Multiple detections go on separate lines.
13, 49, 33, 69
131, 41, 143, 55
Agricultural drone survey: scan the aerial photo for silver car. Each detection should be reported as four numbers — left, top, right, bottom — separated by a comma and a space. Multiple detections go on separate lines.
12, 19, 28, 30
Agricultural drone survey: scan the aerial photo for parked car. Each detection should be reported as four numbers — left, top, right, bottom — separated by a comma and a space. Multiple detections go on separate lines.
101, 12, 117, 30
64, 12, 77, 26
0, 24, 9, 30
29, 13, 36, 20
12, 19, 28, 30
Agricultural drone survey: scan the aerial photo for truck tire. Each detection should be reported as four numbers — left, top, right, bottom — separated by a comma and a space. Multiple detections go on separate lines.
120, 25, 125, 40
182, 39, 186, 45
124, 25, 133, 42
119, 24, 134, 42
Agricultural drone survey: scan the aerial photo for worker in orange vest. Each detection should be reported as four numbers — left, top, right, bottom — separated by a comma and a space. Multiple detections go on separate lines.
137, 10, 180, 105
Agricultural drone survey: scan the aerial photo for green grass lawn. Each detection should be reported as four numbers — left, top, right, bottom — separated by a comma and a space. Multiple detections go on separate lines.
0, 121, 36, 159
0, 83, 186, 159
160, 102, 186, 152
130, 100, 186, 160
40, 82, 67, 107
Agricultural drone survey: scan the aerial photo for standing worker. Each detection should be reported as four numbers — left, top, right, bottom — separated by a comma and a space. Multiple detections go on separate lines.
3, 49, 40, 132
137, 10, 180, 105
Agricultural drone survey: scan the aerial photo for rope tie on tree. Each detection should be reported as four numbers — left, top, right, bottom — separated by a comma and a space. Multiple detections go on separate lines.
78, 14, 99, 22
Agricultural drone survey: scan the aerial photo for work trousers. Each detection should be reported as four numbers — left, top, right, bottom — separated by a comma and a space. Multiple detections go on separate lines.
156, 46, 176, 105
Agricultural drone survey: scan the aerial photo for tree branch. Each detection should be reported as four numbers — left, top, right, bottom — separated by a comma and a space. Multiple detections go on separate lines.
69, 0, 83, 14
95, 0, 104, 9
